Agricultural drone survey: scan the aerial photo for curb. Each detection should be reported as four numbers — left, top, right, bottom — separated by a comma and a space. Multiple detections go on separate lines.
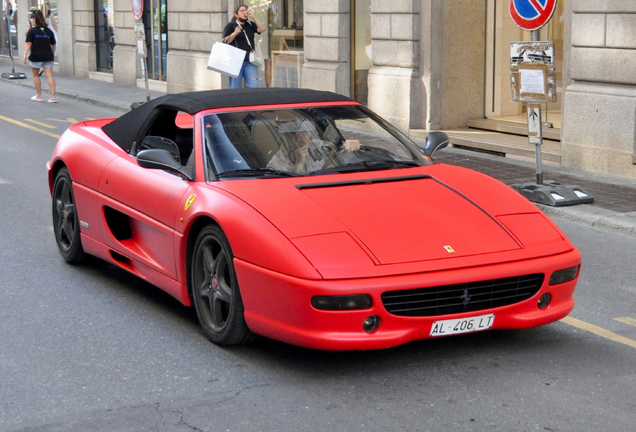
537, 203, 636, 238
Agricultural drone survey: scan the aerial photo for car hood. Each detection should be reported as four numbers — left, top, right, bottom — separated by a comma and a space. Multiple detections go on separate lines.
213, 167, 538, 269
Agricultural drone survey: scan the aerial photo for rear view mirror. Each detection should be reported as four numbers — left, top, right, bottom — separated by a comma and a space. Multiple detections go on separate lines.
418, 131, 449, 157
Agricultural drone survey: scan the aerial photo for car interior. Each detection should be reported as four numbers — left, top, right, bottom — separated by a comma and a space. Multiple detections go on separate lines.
135, 109, 194, 167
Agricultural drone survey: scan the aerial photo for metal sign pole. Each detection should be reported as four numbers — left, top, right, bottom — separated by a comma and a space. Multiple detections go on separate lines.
508, 7, 594, 206
527, 103, 543, 184
140, 57, 150, 102
1, 13, 26, 79
531, 29, 538, 42
132, 18, 151, 108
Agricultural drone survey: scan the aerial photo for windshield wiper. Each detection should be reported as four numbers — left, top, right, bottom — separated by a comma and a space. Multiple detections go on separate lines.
216, 168, 299, 178
312, 160, 419, 174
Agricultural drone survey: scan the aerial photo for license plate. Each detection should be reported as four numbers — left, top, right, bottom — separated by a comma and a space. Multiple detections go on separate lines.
429, 314, 495, 337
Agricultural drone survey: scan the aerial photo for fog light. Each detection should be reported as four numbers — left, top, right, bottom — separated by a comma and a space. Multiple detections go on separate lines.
362, 315, 381, 333
311, 294, 372, 311
537, 293, 551, 309
549, 265, 580, 285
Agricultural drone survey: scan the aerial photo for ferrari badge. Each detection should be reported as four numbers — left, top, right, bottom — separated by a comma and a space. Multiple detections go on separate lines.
444, 245, 455, 254
184, 194, 196, 211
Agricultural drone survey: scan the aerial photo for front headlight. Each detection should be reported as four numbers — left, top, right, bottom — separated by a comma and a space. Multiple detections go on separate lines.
549, 265, 580, 285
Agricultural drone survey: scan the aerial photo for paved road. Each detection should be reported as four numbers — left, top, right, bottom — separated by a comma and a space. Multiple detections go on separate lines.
0, 81, 634, 432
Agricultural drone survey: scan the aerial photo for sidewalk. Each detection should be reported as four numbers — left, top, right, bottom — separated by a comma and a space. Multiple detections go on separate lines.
2, 56, 636, 238
0, 56, 164, 112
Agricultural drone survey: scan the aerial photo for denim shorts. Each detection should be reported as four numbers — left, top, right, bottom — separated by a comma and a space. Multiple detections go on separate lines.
30, 61, 54, 68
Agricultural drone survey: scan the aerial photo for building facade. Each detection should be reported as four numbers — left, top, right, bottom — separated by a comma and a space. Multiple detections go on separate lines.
6, 0, 636, 180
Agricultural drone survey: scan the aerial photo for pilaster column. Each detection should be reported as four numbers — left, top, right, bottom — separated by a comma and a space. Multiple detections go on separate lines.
367, 0, 423, 132
165, 0, 229, 92
303, 0, 350, 95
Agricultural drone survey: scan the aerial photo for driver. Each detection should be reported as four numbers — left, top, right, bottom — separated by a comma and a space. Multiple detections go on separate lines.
268, 119, 360, 174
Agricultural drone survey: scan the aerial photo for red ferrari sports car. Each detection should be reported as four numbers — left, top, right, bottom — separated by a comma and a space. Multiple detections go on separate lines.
48, 88, 580, 350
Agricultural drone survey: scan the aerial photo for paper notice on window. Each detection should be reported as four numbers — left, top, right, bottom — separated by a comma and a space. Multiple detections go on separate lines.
520, 69, 545, 95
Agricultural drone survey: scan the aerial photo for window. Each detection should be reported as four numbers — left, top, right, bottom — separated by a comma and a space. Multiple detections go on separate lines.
94, 0, 115, 71
243, 0, 304, 88
1, 1, 18, 56
145, 0, 168, 81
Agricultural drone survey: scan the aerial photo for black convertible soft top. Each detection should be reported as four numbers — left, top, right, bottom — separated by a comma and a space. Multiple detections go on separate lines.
102, 88, 354, 152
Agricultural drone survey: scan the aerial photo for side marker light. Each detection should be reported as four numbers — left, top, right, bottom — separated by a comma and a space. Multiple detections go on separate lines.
311, 294, 372, 311
549, 265, 580, 285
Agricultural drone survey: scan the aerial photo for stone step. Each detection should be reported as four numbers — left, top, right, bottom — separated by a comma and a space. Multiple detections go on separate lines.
465, 117, 561, 141
409, 128, 561, 164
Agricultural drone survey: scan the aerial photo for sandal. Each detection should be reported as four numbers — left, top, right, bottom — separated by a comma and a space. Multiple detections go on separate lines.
31, 95, 43, 102
48, 98, 57, 103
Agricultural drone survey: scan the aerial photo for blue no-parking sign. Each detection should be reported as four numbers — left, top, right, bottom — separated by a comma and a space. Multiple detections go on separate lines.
509, 0, 557, 31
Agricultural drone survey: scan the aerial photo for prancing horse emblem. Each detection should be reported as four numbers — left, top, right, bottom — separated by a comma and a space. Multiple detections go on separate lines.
460, 289, 471, 306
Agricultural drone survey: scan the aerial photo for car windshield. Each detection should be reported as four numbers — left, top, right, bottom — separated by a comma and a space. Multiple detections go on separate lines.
202, 105, 430, 179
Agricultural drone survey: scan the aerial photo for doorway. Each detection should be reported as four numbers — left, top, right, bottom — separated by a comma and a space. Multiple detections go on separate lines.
484, 0, 565, 129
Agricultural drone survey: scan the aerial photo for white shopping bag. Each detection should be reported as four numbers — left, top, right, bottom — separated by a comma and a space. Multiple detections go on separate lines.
207, 42, 245, 78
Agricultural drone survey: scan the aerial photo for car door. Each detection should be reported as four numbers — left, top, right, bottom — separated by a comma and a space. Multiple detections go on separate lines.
97, 154, 191, 280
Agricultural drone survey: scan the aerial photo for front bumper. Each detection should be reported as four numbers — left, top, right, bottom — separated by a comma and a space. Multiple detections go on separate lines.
236, 249, 580, 350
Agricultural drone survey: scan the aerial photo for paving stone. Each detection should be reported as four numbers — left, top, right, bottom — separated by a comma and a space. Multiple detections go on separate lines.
435, 151, 636, 214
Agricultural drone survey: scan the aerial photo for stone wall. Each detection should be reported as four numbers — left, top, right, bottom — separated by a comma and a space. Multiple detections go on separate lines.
562, 0, 636, 179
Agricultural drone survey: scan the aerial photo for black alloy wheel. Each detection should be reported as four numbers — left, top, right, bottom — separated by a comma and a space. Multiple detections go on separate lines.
52, 168, 85, 263
191, 225, 253, 345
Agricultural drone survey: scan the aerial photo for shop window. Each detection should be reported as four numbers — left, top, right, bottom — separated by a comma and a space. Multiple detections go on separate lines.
143, 0, 168, 81
243, 0, 304, 88
94, 0, 115, 71
1, 1, 19, 56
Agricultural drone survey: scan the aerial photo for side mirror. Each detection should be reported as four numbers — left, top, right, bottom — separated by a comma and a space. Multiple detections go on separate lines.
418, 131, 449, 158
138, 135, 181, 163
137, 149, 194, 181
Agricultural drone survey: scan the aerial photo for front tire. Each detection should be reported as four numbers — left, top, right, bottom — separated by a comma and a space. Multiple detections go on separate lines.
191, 225, 253, 345
52, 167, 85, 263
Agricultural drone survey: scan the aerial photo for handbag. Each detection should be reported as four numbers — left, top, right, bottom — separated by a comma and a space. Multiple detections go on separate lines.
207, 41, 245, 78
253, 43, 265, 71
242, 27, 264, 69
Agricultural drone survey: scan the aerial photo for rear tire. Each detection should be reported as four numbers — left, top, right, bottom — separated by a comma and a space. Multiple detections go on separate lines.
191, 225, 253, 345
52, 168, 85, 263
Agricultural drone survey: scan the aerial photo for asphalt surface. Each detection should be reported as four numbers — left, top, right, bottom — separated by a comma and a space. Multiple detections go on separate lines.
2, 56, 636, 238
2, 59, 636, 432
